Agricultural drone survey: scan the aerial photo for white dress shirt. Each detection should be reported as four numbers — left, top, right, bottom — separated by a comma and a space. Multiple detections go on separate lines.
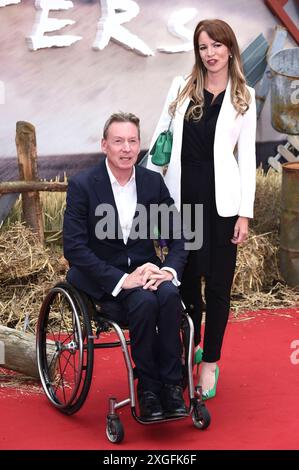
105, 159, 179, 296
105, 159, 137, 245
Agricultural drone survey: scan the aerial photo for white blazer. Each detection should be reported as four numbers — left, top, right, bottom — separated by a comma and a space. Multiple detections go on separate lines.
147, 76, 257, 218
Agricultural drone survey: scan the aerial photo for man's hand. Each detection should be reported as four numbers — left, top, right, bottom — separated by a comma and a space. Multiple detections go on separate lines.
122, 263, 161, 289
143, 269, 174, 291
121, 269, 145, 289
121, 262, 173, 290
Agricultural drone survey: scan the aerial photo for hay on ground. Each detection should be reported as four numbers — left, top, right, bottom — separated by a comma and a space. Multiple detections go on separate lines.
231, 283, 299, 314
0, 367, 42, 394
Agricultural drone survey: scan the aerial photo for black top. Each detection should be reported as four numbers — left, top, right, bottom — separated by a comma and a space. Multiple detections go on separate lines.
180, 89, 237, 277
181, 89, 225, 165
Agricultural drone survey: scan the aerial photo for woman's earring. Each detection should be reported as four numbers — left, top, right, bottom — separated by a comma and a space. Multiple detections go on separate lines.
229, 55, 233, 58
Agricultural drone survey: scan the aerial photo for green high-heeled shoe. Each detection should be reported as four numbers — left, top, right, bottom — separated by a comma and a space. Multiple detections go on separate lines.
194, 347, 203, 374
202, 365, 219, 401
194, 347, 203, 364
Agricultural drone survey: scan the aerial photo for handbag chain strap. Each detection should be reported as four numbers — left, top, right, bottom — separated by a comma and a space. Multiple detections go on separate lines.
167, 81, 182, 131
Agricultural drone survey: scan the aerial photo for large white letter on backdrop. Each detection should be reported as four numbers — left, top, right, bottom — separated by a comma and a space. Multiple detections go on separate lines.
94, 0, 154, 56
158, 8, 197, 53
27, 0, 82, 51
0, 0, 21, 6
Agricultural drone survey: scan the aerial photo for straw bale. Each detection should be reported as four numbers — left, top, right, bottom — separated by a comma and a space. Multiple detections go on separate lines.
0, 275, 63, 333
0, 222, 52, 282
233, 230, 280, 295
252, 167, 281, 234
0, 222, 67, 332
231, 168, 285, 303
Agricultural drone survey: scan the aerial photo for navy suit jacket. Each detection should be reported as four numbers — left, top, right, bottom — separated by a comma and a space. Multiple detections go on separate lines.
63, 159, 188, 299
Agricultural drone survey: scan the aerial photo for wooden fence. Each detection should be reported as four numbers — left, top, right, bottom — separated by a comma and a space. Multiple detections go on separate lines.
0, 121, 68, 245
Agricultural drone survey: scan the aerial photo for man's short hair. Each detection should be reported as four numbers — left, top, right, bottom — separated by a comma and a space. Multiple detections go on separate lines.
103, 112, 140, 139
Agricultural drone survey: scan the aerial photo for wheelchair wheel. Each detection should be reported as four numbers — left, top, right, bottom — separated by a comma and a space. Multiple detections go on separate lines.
36, 282, 94, 415
106, 415, 124, 444
192, 404, 211, 430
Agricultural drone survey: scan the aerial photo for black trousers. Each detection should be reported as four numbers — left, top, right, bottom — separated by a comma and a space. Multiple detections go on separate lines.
111, 281, 183, 393
180, 242, 237, 363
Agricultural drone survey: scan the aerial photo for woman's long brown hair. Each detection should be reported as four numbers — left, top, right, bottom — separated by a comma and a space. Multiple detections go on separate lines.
169, 19, 251, 120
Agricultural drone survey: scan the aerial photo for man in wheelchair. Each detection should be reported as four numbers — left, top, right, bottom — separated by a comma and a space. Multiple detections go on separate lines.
63, 112, 189, 422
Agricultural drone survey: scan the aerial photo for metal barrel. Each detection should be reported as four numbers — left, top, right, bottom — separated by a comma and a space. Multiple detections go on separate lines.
269, 48, 299, 134
279, 162, 299, 287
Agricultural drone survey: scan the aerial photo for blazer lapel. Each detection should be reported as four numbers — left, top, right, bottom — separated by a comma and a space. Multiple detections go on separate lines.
176, 77, 191, 119
214, 79, 236, 134
213, 79, 239, 168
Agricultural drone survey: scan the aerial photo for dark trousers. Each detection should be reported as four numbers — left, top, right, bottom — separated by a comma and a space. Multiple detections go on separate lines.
112, 281, 183, 393
180, 243, 237, 363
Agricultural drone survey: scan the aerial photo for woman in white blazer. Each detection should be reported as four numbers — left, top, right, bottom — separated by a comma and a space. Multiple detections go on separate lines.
147, 19, 256, 400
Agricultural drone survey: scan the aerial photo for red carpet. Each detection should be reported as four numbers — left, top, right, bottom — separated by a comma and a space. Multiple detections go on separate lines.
1, 307, 299, 450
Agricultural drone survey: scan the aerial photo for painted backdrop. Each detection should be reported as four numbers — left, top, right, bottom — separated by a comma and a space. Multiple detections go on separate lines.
0, 0, 297, 158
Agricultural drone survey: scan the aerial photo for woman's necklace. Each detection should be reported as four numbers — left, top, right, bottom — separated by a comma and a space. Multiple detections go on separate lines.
206, 85, 225, 94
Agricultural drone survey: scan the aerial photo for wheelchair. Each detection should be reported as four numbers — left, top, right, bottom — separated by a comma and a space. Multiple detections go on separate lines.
36, 281, 211, 444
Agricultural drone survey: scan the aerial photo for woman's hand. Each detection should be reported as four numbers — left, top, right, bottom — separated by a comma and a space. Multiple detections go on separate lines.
231, 216, 249, 244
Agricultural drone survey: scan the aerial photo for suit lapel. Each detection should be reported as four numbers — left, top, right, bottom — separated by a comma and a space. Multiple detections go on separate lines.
126, 165, 145, 245
93, 159, 124, 243
93, 159, 115, 205
134, 165, 145, 206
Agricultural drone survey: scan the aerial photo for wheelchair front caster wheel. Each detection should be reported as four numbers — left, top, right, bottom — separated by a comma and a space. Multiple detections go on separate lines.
192, 404, 211, 430
106, 415, 124, 443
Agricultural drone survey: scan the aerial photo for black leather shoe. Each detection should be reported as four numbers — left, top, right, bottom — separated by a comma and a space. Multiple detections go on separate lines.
138, 390, 164, 421
160, 384, 188, 418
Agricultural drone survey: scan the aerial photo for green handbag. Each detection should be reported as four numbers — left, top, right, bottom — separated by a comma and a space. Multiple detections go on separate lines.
150, 81, 182, 166
150, 128, 173, 166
